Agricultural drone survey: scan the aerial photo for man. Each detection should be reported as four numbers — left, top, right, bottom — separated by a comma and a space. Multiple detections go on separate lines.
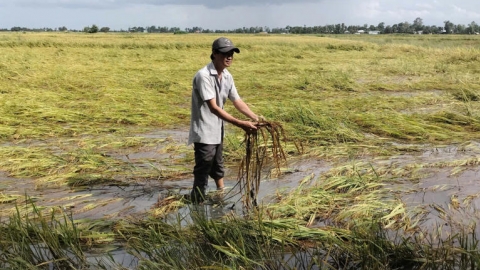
188, 37, 259, 203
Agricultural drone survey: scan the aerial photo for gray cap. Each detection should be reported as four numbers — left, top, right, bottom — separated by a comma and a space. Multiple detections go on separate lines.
212, 37, 240, 53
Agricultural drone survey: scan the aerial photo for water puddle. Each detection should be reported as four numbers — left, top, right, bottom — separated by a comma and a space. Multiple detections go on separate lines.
399, 168, 480, 234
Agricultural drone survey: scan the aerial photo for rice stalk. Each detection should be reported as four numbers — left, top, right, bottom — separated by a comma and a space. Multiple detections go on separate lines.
237, 121, 288, 210
0, 201, 88, 269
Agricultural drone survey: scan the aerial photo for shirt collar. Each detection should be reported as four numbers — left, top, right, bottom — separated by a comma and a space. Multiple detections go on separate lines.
207, 62, 218, 76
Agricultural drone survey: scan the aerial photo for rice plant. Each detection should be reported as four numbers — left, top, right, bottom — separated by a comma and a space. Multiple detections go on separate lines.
237, 120, 288, 210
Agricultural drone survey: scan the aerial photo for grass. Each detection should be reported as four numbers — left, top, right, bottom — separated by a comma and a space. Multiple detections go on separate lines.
0, 32, 480, 269
3, 171, 479, 269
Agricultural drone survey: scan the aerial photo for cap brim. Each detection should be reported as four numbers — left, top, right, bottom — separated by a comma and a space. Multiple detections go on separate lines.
218, 47, 240, 53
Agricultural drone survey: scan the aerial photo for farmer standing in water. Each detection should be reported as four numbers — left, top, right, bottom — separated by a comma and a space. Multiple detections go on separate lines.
188, 37, 259, 203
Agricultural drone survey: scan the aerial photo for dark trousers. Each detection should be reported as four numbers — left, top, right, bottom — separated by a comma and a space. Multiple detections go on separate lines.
191, 143, 224, 203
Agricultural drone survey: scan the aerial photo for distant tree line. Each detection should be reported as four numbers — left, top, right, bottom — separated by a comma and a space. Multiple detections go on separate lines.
268, 18, 479, 35
2, 18, 479, 35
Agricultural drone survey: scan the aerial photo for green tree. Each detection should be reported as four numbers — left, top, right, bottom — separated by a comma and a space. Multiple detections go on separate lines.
444, 20, 454, 33
391, 24, 398, 33
147, 25, 156, 33
334, 24, 342, 34
467, 21, 478, 34
384, 25, 392, 34
100, 27, 110, 33
84, 24, 99, 33
398, 21, 411, 33
422, 25, 432, 34
377, 22, 385, 33
89, 24, 99, 33
413, 17, 423, 31
456, 24, 466, 34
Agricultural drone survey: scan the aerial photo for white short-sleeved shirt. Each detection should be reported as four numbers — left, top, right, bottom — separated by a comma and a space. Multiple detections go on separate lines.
188, 62, 241, 145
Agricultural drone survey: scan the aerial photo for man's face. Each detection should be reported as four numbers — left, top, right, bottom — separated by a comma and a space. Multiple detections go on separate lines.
214, 50, 235, 68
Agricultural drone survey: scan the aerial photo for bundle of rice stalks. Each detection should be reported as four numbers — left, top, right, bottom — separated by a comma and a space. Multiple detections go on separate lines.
238, 120, 288, 210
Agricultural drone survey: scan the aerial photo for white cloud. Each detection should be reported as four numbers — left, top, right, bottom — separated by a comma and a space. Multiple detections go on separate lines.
416, 3, 433, 9
354, 1, 382, 21
452, 4, 480, 20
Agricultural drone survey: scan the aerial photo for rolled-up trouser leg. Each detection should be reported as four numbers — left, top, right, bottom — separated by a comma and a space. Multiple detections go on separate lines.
191, 143, 223, 203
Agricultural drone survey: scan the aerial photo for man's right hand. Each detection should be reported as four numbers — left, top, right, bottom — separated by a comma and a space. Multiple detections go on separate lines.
240, 120, 258, 134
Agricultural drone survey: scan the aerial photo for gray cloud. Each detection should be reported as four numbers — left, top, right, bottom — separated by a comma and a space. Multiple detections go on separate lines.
1, 0, 479, 31
139, 0, 320, 8
3, 0, 321, 9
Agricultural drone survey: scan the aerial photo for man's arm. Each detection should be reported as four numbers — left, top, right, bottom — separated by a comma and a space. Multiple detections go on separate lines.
232, 99, 259, 122
206, 98, 257, 133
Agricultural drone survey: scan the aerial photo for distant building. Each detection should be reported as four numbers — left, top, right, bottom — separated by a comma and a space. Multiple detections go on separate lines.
356, 30, 365, 34
368, 31, 380, 35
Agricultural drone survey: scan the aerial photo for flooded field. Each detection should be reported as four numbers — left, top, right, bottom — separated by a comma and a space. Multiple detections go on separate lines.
0, 128, 331, 220
2, 135, 479, 269
2, 129, 479, 226
0, 128, 335, 268
1, 33, 480, 269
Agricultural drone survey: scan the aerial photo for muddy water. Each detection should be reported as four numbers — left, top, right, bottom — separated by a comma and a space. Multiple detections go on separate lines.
161, 157, 331, 225
88, 138, 480, 268
1, 131, 479, 224
0, 129, 330, 222
382, 141, 480, 238
397, 168, 480, 234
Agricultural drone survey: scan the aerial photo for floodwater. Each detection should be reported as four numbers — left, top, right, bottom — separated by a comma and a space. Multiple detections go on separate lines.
1, 129, 480, 268
0, 129, 330, 221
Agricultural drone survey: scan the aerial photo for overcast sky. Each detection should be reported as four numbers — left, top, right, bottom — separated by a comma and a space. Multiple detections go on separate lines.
1, 0, 479, 31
